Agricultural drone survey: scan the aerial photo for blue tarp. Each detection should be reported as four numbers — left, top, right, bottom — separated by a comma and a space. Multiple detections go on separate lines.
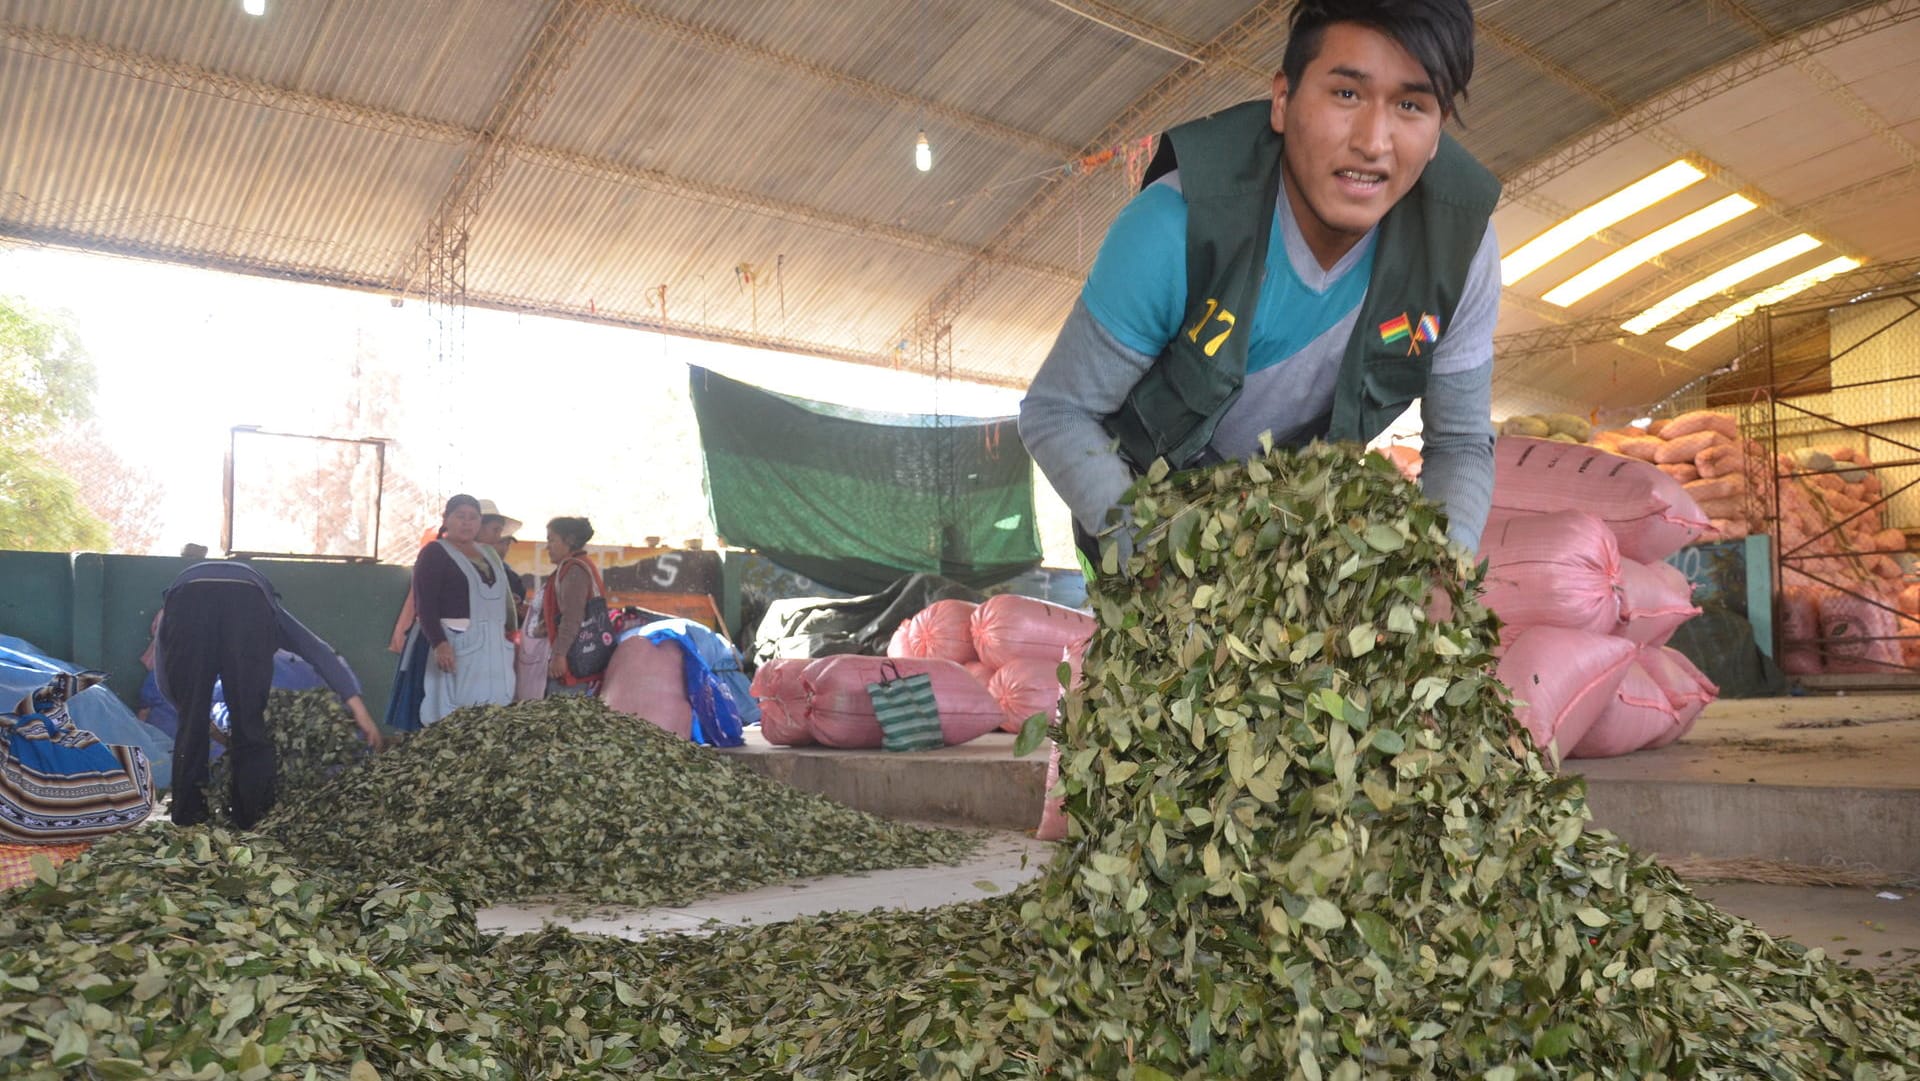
62, 685, 174, 790
0, 634, 79, 706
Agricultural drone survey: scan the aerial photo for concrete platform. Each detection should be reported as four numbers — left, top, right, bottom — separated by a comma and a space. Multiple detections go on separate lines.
726, 692, 1920, 876
478, 830, 1920, 979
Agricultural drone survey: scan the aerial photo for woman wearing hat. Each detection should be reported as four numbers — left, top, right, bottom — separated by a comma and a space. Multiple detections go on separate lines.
405, 494, 518, 725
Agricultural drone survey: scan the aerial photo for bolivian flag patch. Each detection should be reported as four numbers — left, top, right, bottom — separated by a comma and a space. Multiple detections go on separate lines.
1378, 313, 1412, 347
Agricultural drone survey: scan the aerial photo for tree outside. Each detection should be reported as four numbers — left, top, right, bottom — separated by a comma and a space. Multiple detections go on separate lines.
0, 294, 113, 552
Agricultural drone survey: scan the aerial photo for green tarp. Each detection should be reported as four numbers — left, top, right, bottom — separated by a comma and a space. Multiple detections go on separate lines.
690, 368, 1041, 594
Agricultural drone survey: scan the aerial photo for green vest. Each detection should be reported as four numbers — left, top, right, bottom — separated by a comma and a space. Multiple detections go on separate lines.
1102, 99, 1501, 470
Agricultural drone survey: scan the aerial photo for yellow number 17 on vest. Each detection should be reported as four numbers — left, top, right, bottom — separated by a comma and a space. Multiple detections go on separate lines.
1185, 298, 1236, 357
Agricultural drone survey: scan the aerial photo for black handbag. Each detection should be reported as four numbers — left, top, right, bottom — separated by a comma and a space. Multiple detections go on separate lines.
560, 558, 619, 680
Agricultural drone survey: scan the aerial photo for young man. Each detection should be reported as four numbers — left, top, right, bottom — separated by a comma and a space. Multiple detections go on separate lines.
1020, 0, 1498, 567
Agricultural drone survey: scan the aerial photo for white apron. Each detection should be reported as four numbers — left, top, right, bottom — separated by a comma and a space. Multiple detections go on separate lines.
420, 541, 516, 725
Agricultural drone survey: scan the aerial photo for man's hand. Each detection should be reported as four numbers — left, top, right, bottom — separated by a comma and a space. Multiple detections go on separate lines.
548, 653, 568, 680
344, 695, 385, 752
433, 641, 456, 673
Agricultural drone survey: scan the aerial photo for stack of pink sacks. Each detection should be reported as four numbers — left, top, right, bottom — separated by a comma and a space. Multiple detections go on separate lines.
1485, 437, 1720, 761
1590, 410, 1768, 543
748, 595, 1095, 751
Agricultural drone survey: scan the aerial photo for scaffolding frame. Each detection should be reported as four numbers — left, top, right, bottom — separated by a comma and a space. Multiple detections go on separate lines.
1736, 283, 1920, 687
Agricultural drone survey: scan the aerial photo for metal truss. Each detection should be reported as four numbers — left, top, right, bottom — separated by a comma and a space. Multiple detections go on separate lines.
894, 0, 1288, 366
596, 0, 1076, 160
1499, 0, 1920, 204
395, 0, 603, 303
1495, 254, 1920, 359
1704, 0, 1920, 170
0, 21, 1078, 293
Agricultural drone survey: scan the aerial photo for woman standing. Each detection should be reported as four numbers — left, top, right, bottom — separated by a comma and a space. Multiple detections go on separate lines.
541, 516, 604, 696
411, 494, 517, 724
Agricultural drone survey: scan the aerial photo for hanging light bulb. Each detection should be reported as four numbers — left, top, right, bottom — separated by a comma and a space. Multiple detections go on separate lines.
242, 0, 266, 14
914, 130, 933, 173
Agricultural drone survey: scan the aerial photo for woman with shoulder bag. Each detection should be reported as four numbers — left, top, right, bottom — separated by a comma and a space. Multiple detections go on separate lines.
542, 516, 614, 696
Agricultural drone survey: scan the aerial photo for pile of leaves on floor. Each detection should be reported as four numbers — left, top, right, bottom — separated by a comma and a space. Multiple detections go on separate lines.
263, 694, 980, 908
201, 689, 401, 826
8, 444, 1920, 1080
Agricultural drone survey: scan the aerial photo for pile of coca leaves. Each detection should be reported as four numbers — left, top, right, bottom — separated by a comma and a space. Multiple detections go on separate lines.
202, 690, 399, 826
8, 446, 1919, 1079
262, 694, 979, 908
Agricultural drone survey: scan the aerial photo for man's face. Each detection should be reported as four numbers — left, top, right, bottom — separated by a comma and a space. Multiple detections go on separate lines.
1271, 22, 1446, 266
478, 517, 505, 545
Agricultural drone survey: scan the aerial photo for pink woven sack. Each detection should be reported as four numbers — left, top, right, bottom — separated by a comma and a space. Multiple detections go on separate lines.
1616, 559, 1698, 647
1035, 742, 1067, 841
1637, 645, 1716, 742
1568, 662, 1680, 758
1490, 437, 1706, 562
598, 637, 693, 740
902, 600, 980, 664
801, 654, 1003, 748
970, 594, 1095, 669
1496, 628, 1638, 760
988, 657, 1068, 734
1479, 511, 1623, 639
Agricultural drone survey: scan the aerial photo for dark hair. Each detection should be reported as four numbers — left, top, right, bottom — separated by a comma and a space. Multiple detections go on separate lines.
1280, 0, 1475, 119
547, 516, 594, 551
438, 494, 481, 538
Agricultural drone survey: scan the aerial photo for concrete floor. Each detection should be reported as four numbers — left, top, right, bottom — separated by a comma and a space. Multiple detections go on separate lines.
477, 828, 1920, 979
1574, 691, 1920, 789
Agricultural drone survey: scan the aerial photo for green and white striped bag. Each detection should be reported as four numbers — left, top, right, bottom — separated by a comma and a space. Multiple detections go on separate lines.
867, 663, 944, 752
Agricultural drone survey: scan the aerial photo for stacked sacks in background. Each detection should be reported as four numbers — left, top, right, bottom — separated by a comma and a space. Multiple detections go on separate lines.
1499, 411, 1592, 444
1589, 410, 1768, 543
1770, 444, 1916, 675
748, 594, 1097, 749
1483, 437, 1716, 759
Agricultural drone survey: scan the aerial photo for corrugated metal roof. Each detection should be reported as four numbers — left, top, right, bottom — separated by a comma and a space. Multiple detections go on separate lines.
1, 0, 1917, 424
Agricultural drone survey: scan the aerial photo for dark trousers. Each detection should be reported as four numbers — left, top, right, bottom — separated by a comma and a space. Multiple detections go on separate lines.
160, 582, 277, 827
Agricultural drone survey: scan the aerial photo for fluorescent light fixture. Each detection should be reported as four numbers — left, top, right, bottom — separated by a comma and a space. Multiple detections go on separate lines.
242, 0, 265, 14
914, 130, 932, 172
1542, 194, 1756, 306
1664, 256, 1862, 351
1500, 161, 1706, 287
1630, 416, 1652, 428
1622, 233, 1824, 335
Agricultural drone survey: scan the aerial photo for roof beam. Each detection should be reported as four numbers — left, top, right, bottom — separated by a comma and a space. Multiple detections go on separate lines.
896, 0, 1287, 362
0, 219, 910, 371
1036, 0, 1271, 79
1480, 14, 1857, 266
519, 144, 1080, 283
594, 0, 1077, 161
1499, 0, 1920, 203
1701, 0, 1920, 170
392, 0, 603, 300
0, 22, 1078, 290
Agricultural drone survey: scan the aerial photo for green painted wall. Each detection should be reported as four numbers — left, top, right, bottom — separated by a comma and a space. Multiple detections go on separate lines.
0, 552, 410, 722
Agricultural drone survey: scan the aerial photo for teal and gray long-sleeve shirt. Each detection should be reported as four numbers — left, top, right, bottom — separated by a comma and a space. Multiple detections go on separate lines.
1019, 171, 1500, 553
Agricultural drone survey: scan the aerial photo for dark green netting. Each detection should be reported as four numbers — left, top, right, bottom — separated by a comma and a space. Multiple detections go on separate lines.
690, 367, 1041, 594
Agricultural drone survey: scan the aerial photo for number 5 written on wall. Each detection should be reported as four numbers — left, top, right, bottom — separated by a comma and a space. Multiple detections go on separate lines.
1185, 299, 1236, 357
